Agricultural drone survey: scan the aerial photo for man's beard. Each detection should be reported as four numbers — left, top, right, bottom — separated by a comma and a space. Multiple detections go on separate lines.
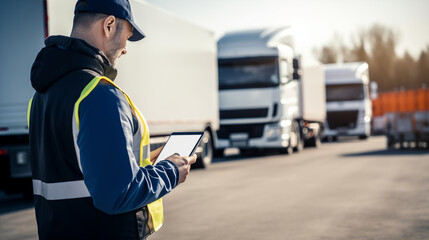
105, 33, 122, 68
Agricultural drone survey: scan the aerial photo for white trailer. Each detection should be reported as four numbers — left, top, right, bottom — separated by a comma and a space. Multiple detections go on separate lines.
324, 62, 372, 140
0, 0, 218, 195
121, 1, 219, 168
52, 0, 219, 168
216, 28, 326, 155
53, 1, 219, 168
0, 0, 45, 195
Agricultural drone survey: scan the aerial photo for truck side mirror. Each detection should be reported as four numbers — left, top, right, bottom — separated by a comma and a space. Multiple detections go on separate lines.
293, 58, 300, 70
293, 58, 300, 80
370, 81, 378, 100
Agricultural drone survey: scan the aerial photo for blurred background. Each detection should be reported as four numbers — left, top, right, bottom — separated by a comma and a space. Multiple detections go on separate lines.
1, 0, 429, 239
146, 0, 429, 92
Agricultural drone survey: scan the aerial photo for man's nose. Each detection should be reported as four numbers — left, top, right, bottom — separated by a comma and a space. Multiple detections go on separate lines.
122, 47, 127, 55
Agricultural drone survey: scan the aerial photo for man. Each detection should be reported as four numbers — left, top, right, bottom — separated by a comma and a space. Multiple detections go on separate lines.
28, 0, 196, 239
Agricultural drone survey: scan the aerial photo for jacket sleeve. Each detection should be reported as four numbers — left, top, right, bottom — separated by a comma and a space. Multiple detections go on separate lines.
77, 82, 179, 214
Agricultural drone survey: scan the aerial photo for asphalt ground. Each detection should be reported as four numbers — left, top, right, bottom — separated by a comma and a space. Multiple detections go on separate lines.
1, 136, 429, 240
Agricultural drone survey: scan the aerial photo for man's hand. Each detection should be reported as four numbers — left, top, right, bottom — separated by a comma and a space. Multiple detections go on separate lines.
165, 153, 197, 184
150, 146, 163, 165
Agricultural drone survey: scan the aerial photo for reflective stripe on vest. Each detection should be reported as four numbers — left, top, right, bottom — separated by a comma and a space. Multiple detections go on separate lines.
74, 76, 164, 232
27, 97, 33, 129
33, 179, 90, 200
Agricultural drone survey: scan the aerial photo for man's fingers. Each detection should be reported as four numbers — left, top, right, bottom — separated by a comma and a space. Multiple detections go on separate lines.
164, 154, 197, 185
166, 153, 196, 167
167, 153, 180, 159
188, 154, 197, 165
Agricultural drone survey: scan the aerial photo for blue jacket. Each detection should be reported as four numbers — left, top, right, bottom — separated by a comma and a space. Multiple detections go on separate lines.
29, 35, 178, 240
77, 80, 179, 214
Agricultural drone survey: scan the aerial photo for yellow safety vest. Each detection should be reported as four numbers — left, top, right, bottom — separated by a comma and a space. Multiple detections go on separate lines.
74, 76, 164, 232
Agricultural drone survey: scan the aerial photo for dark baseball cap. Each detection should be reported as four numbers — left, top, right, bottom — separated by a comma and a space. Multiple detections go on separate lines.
74, 0, 145, 41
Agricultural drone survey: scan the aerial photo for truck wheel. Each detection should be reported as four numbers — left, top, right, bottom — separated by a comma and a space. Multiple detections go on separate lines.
313, 134, 321, 148
387, 135, 395, 149
359, 135, 368, 140
399, 134, 405, 149
214, 149, 224, 157
306, 132, 321, 148
292, 121, 303, 152
193, 131, 213, 169
280, 145, 293, 155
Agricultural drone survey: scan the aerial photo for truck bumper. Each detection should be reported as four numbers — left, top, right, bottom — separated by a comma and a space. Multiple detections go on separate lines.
217, 137, 290, 149
324, 121, 371, 137
3, 145, 32, 179
216, 122, 291, 149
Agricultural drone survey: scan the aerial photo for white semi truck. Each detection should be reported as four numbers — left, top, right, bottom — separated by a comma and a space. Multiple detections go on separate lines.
0, 0, 218, 195
216, 28, 326, 155
323, 62, 372, 140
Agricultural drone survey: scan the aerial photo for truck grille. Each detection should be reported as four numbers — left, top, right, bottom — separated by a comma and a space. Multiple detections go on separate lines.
220, 108, 269, 119
327, 110, 359, 129
217, 123, 265, 139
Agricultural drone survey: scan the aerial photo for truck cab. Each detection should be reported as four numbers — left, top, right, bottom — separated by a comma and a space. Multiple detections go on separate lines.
216, 28, 325, 155
324, 62, 372, 140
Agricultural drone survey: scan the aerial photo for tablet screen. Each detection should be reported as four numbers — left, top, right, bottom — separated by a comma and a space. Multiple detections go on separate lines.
154, 132, 204, 165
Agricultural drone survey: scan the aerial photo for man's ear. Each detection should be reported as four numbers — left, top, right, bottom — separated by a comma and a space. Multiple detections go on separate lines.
103, 15, 116, 39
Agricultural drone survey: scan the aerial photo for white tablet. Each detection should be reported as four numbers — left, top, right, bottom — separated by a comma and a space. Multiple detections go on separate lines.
154, 132, 205, 165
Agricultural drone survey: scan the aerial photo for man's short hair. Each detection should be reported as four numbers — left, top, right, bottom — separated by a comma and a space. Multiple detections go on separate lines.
73, 12, 107, 28
73, 12, 124, 32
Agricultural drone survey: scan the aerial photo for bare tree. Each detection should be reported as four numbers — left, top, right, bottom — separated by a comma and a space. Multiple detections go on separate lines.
417, 46, 429, 88
315, 24, 429, 91
314, 33, 346, 64
366, 24, 398, 91
344, 29, 369, 63
394, 51, 416, 89
315, 24, 405, 92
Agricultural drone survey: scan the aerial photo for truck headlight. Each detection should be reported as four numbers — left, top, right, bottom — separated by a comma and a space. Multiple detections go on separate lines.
266, 124, 282, 139
364, 116, 371, 123
16, 151, 29, 165
280, 119, 292, 128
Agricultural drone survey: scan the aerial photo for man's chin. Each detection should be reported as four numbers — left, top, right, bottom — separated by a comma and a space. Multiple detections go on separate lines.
110, 59, 118, 68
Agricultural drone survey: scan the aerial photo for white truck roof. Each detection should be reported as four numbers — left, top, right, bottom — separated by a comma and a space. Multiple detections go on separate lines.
217, 27, 294, 59
325, 62, 369, 85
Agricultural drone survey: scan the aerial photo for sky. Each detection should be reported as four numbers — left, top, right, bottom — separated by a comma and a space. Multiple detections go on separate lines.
144, 0, 429, 63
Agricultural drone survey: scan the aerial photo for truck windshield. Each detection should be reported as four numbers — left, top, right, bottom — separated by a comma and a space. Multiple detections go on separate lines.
326, 84, 365, 102
218, 57, 279, 90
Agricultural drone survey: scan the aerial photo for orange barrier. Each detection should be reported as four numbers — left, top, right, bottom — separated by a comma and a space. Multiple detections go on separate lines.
424, 88, 429, 111
384, 91, 398, 113
372, 87, 429, 115
372, 97, 382, 116
416, 89, 426, 111
398, 90, 407, 113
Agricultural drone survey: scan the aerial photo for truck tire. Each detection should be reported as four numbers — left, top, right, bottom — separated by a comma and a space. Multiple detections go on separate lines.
387, 135, 395, 149
192, 131, 213, 169
306, 131, 321, 148
399, 134, 405, 149
359, 135, 368, 140
292, 121, 303, 152
214, 149, 224, 157
280, 145, 293, 155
